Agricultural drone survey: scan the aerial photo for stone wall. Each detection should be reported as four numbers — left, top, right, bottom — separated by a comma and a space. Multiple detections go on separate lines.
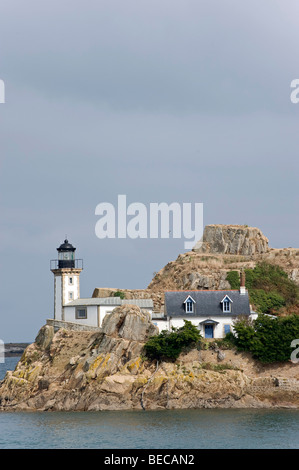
47, 319, 101, 333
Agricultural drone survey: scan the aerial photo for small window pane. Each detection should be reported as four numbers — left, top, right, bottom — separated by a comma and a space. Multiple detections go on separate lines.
76, 308, 87, 319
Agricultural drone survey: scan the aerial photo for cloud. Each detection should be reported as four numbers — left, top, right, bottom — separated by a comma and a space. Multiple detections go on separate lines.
0, 0, 299, 340
1, 0, 299, 114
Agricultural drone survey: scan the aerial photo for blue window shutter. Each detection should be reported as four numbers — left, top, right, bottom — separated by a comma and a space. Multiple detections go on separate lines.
224, 324, 231, 335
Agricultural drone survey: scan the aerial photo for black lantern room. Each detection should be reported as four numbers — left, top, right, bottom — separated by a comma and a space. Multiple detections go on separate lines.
57, 239, 76, 268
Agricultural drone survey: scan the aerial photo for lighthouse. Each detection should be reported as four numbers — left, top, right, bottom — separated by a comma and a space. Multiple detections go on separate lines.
50, 239, 83, 321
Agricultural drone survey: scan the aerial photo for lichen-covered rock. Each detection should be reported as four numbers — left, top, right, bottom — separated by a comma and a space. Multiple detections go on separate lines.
101, 304, 158, 341
1, 306, 298, 411
35, 325, 54, 350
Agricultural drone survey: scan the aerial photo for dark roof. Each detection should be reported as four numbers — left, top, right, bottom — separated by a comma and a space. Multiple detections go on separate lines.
57, 239, 76, 252
165, 290, 250, 317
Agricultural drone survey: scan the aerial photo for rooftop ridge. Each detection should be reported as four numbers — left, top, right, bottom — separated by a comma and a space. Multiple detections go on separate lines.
165, 289, 240, 292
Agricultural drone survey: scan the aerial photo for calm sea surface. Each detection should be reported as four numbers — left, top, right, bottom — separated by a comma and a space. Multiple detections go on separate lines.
0, 357, 298, 449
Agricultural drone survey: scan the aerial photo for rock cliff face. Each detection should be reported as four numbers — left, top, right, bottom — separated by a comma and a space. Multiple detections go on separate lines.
92, 225, 299, 314
146, 225, 299, 312
193, 225, 270, 255
0, 306, 298, 411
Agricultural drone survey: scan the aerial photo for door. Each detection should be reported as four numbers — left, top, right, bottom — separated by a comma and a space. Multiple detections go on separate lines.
205, 324, 214, 338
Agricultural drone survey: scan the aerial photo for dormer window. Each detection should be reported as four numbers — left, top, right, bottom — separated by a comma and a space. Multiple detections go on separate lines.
184, 295, 196, 313
221, 295, 233, 313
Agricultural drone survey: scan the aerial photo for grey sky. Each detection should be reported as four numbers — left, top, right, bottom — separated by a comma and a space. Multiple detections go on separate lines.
0, 1, 298, 341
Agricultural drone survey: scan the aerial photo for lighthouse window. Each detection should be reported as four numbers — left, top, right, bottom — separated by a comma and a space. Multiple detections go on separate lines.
76, 307, 87, 319
69, 277, 73, 285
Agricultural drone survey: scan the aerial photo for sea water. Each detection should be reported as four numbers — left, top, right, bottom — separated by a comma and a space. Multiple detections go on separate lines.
0, 357, 298, 449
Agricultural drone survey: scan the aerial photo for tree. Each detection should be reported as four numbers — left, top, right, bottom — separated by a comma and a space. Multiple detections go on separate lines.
232, 313, 299, 363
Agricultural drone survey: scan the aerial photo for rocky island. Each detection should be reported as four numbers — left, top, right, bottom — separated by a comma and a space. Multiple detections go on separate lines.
0, 304, 298, 411
1, 224, 299, 411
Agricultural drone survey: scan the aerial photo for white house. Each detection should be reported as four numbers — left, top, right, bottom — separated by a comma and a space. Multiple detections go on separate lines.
159, 289, 252, 339
151, 272, 255, 339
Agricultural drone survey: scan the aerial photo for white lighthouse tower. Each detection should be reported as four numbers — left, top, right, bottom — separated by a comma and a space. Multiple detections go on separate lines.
50, 239, 83, 321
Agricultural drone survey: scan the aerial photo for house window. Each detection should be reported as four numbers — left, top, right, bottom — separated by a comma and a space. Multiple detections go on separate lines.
183, 295, 196, 313
185, 299, 195, 313
221, 295, 232, 313
224, 324, 231, 335
76, 307, 87, 319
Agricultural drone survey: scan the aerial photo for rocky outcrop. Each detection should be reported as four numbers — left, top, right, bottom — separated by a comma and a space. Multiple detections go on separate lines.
0, 306, 298, 411
92, 225, 299, 313
193, 225, 270, 255
146, 225, 299, 312
35, 325, 54, 350
0, 306, 158, 411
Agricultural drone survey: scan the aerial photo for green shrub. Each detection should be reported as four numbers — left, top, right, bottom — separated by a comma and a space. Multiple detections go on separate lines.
249, 289, 286, 314
113, 290, 125, 299
226, 271, 240, 289
231, 316, 256, 352
245, 262, 298, 307
226, 263, 299, 314
144, 320, 202, 361
211, 335, 236, 349
232, 313, 299, 363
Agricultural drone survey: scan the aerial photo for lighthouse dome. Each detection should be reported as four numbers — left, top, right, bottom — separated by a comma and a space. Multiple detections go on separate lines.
57, 239, 76, 252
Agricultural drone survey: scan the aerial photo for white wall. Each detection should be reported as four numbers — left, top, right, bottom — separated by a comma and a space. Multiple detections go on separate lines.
99, 306, 115, 326
54, 275, 62, 320
53, 271, 81, 321
64, 305, 98, 326
151, 318, 169, 332
62, 273, 80, 306
163, 316, 236, 339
